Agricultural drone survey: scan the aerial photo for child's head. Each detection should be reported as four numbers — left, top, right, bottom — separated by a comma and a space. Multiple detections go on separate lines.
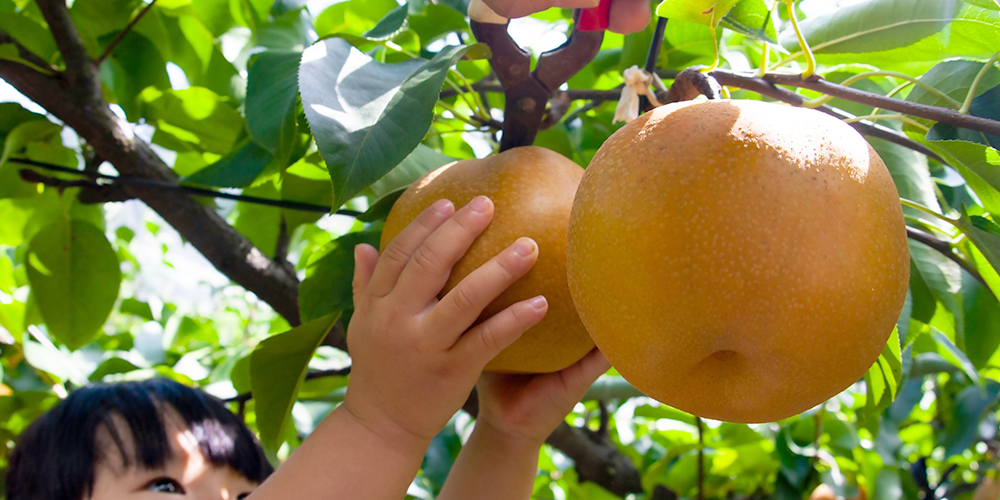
5, 378, 273, 500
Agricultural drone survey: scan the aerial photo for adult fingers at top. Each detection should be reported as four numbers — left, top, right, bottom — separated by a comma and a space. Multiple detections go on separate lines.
365, 199, 455, 299
608, 0, 652, 34
391, 196, 496, 310
430, 237, 539, 339
481, 0, 599, 19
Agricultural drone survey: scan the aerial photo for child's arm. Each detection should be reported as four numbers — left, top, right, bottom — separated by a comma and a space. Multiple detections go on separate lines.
250, 196, 547, 499
437, 348, 611, 500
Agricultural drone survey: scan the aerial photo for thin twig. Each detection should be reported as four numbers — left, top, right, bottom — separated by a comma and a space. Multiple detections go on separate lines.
95, 0, 158, 66
12, 158, 362, 216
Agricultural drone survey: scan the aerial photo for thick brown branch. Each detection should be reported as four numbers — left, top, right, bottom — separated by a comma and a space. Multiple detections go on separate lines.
0, 59, 302, 325
35, 0, 101, 99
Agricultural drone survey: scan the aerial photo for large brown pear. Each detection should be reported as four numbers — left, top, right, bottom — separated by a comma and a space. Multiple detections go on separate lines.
381, 146, 593, 373
567, 99, 910, 423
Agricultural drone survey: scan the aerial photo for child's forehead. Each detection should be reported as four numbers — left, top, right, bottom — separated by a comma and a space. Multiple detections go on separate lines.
93, 404, 188, 470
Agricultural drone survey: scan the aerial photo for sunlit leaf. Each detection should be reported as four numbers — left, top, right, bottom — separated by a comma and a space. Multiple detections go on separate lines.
25, 220, 122, 350
299, 38, 472, 209
656, 0, 740, 27
782, 0, 1000, 70
314, 0, 400, 38
250, 313, 339, 453
139, 87, 244, 155
720, 0, 777, 43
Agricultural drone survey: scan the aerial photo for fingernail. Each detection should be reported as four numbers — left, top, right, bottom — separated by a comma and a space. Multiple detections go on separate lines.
469, 195, 491, 213
432, 199, 454, 215
512, 237, 536, 257
530, 295, 547, 310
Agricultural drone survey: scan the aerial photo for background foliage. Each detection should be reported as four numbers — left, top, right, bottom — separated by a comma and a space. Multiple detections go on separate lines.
1, 0, 999, 498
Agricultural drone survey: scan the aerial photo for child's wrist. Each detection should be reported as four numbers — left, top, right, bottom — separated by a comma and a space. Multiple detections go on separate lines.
333, 402, 433, 453
470, 418, 547, 454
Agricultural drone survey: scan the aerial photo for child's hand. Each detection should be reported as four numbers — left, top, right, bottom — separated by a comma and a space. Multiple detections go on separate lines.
479, 0, 652, 34
474, 348, 611, 445
343, 196, 548, 447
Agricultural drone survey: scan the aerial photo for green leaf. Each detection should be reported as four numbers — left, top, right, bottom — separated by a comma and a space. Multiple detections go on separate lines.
960, 273, 1000, 369
928, 84, 1000, 148
299, 38, 471, 209
25, 220, 122, 350
906, 60, 1000, 127
956, 210, 1000, 299
366, 144, 456, 200
0, 120, 64, 199
245, 50, 301, 161
234, 182, 282, 257
0, 11, 57, 62
364, 4, 408, 40
909, 241, 964, 339
926, 140, 1000, 214
299, 231, 382, 322
961, 0, 1000, 9
139, 87, 245, 155
250, 313, 339, 452
939, 380, 1000, 457
868, 136, 941, 226
314, 0, 400, 38
864, 327, 902, 414
183, 140, 274, 188
656, 0, 740, 27
407, 4, 468, 48
720, 0, 777, 43
783, 0, 1000, 69
929, 327, 981, 386
100, 32, 171, 119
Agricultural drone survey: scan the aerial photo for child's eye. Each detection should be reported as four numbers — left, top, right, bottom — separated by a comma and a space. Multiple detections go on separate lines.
236, 495, 251, 500
145, 477, 185, 494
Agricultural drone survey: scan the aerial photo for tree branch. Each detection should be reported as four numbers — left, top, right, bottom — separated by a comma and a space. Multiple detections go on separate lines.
35, 0, 100, 98
763, 73, 1000, 137
0, 63, 302, 325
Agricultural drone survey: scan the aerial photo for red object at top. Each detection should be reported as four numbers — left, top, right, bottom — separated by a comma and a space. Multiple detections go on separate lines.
576, 0, 611, 31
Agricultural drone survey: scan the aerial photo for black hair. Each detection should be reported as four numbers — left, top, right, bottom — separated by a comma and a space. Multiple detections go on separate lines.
5, 378, 273, 500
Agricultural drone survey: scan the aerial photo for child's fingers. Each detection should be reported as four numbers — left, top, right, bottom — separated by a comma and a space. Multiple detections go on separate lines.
392, 196, 495, 308
352, 243, 380, 305
430, 237, 539, 338
452, 295, 547, 369
556, 348, 611, 397
366, 199, 455, 298
608, 0, 651, 34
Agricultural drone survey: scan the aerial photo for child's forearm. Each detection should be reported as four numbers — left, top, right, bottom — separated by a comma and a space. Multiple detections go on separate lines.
437, 422, 543, 500
249, 406, 430, 499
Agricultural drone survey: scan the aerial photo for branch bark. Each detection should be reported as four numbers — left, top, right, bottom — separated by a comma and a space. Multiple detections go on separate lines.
0, 5, 302, 325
